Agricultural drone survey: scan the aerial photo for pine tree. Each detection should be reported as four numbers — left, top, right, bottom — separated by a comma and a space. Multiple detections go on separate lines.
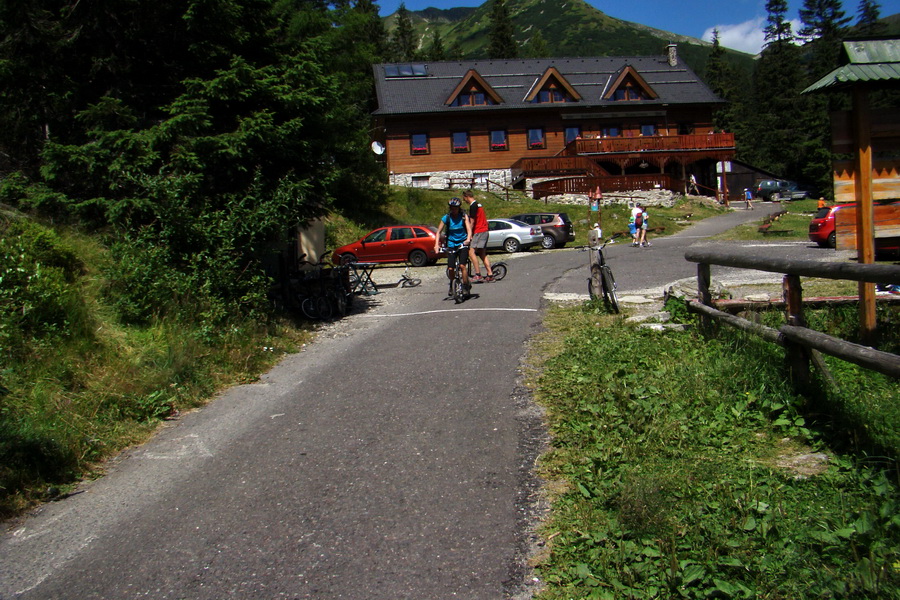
390, 3, 418, 62
856, 0, 885, 35
704, 30, 741, 134
524, 30, 550, 58
488, 0, 518, 59
799, 0, 852, 40
426, 29, 446, 61
764, 0, 794, 45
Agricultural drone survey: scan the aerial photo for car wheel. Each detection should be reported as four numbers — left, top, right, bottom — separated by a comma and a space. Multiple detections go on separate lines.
340, 253, 357, 265
503, 238, 520, 253
541, 234, 556, 249
408, 249, 427, 267
771, 192, 781, 202
827, 231, 836, 248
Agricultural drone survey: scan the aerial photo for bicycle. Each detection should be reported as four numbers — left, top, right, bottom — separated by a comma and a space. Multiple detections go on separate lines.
441, 245, 470, 304
578, 235, 620, 314
467, 259, 507, 282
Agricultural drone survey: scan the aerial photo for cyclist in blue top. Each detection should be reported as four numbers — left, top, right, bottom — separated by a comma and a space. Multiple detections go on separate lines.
434, 197, 473, 290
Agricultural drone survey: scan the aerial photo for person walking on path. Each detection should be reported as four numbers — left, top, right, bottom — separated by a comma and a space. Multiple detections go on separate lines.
636, 205, 651, 247
629, 203, 641, 246
435, 197, 473, 291
744, 188, 754, 210
463, 190, 494, 282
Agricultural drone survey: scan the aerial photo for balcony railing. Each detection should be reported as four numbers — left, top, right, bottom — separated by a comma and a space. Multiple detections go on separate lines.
562, 133, 736, 156
532, 175, 684, 200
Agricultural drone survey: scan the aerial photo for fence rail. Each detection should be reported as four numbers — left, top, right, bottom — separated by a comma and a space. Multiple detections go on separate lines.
684, 248, 900, 383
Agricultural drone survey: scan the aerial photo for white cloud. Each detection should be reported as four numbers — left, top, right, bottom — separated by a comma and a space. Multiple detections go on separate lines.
704, 17, 805, 55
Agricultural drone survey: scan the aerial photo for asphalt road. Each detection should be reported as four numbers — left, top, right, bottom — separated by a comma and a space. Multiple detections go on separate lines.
0, 203, 843, 600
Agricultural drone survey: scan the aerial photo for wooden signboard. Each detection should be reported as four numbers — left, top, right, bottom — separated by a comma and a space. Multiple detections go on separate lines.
833, 160, 900, 203
834, 201, 900, 250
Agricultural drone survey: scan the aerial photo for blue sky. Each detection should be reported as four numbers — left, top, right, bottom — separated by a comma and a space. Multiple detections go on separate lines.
377, 0, 900, 55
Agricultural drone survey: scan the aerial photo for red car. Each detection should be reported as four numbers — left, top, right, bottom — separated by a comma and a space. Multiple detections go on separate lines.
332, 225, 440, 267
809, 203, 851, 248
809, 201, 900, 255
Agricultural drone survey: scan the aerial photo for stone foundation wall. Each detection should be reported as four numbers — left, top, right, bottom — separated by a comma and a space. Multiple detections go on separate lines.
538, 188, 680, 208
389, 169, 513, 190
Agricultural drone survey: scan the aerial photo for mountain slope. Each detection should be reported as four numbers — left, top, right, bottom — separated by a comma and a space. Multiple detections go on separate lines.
384, 0, 755, 79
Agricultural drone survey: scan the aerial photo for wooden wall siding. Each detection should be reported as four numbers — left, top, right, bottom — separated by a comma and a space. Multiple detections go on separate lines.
833, 160, 900, 203
834, 201, 900, 250
383, 107, 719, 174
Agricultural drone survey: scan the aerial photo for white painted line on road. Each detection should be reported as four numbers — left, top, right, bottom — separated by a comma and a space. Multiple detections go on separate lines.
361, 307, 538, 318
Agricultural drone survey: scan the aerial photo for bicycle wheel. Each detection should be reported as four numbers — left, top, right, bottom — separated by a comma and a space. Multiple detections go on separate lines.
452, 277, 465, 304
300, 296, 319, 319
315, 295, 333, 320
491, 263, 507, 281
601, 266, 620, 314
588, 265, 603, 300
401, 276, 421, 288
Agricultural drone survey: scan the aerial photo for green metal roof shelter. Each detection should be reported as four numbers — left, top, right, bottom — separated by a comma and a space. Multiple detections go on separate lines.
803, 37, 900, 343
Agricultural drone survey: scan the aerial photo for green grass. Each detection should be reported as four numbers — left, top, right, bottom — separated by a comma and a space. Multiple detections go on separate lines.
0, 222, 314, 518
526, 302, 900, 599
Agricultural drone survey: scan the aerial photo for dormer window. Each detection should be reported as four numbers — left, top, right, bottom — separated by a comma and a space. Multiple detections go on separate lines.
446, 69, 504, 107
532, 83, 573, 104
451, 84, 496, 107
603, 66, 659, 103
612, 82, 651, 101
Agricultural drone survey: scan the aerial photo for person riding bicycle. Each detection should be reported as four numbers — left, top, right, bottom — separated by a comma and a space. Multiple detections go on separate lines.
435, 197, 473, 291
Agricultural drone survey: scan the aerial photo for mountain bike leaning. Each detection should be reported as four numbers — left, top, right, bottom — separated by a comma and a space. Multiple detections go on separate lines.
467, 259, 507, 282
580, 232, 620, 313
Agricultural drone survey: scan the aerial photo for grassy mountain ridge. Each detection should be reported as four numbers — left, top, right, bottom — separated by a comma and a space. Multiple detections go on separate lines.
385, 0, 755, 79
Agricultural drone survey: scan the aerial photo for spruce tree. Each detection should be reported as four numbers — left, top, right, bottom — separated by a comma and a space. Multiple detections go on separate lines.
426, 30, 447, 61
856, 0, 885, 35
524, 30, 551, 58
488, 0, 518, 59
390, 3, 418, 62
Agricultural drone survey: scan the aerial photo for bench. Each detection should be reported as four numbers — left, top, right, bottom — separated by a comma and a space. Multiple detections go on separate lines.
758, 223, 792, 235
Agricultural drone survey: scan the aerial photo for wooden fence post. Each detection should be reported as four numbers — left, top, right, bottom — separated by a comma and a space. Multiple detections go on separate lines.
698, 262, 712, 330
783, 274, 811, 391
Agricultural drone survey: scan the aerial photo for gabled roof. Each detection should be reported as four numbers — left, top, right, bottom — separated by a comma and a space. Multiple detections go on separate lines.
804, 37, 900, 94
523, 66, 582, 102
602, 65, 659, 100
373, 54, 722, 116
444, 69, 506, 105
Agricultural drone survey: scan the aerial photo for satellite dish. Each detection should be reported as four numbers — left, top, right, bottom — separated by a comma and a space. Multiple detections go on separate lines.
371, 141, 385, 155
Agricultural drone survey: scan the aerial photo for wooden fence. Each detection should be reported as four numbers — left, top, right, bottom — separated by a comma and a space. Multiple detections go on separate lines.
683, 248, 900, 387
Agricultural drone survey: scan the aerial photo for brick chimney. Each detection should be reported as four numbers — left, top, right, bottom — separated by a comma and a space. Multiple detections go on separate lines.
667, 44, 677, 66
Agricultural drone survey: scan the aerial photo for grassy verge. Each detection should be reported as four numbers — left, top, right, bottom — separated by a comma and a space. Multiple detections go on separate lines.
1, 223, 314, 518
526, 300, 899, 599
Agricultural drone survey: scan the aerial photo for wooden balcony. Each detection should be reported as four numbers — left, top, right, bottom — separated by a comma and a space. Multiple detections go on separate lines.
562, 132, 736, 156
510, 156, 610, 180
532, 175, 684, 200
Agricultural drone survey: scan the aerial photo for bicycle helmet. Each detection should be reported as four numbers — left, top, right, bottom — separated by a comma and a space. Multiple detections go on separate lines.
448, 197, 462, 207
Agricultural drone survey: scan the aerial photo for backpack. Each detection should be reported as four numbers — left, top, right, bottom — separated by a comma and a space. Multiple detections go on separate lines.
634, 211, 644, 228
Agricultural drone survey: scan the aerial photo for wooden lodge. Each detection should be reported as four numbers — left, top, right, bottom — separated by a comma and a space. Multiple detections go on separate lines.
372, 45, 736, 198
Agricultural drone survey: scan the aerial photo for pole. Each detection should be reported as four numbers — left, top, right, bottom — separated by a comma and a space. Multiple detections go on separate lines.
853, 85, 876, 344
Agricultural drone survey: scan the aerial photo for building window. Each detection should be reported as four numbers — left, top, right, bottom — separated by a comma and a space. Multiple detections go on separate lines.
411, 176, 430, 188
474, 172, 489, 185
612, 82, 650, 101
678, 123, 695, 135
451, 131, 470, 153
565, 126, 582, 144
450, 84, 496, 107
410, 133, 429, 155
600, 125, 621, 137
527, 128, 546, 150
640, 124, 657, 136
533, 84, 571, 104
489, 130, 508, 151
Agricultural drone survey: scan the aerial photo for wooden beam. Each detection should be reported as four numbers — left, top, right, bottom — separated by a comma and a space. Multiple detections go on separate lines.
853, 86, 877, 343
